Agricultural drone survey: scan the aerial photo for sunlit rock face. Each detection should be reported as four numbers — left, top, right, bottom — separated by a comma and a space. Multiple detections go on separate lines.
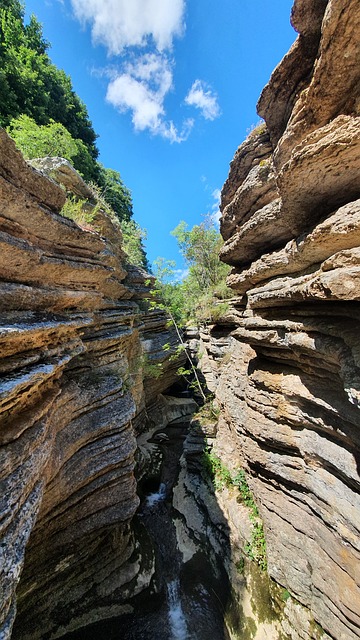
205, 0, 360, 638
0, 130, 181, 639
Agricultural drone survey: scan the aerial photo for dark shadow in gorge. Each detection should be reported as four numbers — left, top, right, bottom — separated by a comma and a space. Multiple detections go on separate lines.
62, 419, 232, 640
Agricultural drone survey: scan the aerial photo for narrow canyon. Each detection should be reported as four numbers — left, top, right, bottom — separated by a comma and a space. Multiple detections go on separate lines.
1, 0, 359, 639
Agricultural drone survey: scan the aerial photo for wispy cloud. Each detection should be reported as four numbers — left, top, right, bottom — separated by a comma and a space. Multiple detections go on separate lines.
185, 80, 220, 120
70, 0, 185, 54
70, 0, 220, 142
210, 188, 221, 224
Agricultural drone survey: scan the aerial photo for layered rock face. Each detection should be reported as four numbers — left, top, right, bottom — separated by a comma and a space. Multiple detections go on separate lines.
203, 1, 360, 638
0, 131, 181, 639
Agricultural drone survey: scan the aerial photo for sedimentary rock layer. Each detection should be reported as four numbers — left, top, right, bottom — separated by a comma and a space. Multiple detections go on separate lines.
209, 1, 360, 638
0, 131, 179, 639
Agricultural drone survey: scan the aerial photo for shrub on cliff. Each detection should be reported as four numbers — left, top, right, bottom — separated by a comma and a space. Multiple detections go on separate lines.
120, 220, 149, 269
152, 220, 232, 325
7, 114, 96, 182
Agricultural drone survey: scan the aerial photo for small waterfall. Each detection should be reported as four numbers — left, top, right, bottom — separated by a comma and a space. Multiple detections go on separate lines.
61, 422, 231, 639
167, 579, 188, 640
145, 482, 167, 507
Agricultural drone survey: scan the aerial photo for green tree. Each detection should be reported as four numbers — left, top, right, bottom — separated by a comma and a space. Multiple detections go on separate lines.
172, 219, 229, 290
1, 0, 150, 270
120, 219, 149, 269
152, 258, 187, 326
97, 165, 133, 222
0, 0, 98, 159
148, 258, 207, 401
170, 219, 231, 322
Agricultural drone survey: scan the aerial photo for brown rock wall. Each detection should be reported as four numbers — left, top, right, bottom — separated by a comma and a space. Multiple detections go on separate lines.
205, 1, 360, 638
0, 131, 179, 639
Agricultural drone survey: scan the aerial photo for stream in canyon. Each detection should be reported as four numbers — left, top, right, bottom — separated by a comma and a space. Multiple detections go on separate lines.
64, 420, 231, 640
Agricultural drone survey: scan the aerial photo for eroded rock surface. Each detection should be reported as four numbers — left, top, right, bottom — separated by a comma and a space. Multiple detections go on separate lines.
0, 131, 183, 640
204, 1, 360, 638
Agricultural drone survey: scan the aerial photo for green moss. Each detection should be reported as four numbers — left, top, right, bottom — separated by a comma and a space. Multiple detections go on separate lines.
281, 589, 291, 602
225, 601, 258, 640
310, 620, 325, 639
194, 401, 220, 425
243, 616, 257, 638
235, 557, 245, 575
248, 563, 277, 625
259, 158, 270, 167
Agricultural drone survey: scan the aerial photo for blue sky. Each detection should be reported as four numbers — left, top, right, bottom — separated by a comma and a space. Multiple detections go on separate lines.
25, 0, 296, 274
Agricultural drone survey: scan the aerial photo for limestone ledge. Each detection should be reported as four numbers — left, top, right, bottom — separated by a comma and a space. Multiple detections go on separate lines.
209, 0, 360, 638
0, 131, 179, 639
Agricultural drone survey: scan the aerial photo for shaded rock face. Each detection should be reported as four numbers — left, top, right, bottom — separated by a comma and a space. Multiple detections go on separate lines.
0, 131, 182, 639
209, 1, 360, 639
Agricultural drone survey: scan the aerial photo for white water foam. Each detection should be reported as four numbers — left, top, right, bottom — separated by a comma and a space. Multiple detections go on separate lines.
167, 579, 188, 640
145, 482, 167, 507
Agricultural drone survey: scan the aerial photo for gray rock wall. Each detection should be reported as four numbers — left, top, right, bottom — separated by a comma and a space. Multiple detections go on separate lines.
0, 131, 181, 639
201, 0, 360, 638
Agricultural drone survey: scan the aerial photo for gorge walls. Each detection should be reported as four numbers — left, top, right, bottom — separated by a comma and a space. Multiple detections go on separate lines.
197, 0, 360, 637
1, 0, 360, 638
0, 131, 184, 639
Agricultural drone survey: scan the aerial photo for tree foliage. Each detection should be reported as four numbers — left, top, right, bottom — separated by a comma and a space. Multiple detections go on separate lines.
153, 221, 232, 326
152, 258, 186, 326
120, 220, 149, 270
0, 0, 97, 158
7, 114, 97, 180
172, 220, 228, 290
96, 165, 133, 222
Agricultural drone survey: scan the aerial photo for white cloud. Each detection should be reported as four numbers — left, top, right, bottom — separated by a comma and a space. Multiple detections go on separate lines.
185, 80, 220, 120
70, 1, 220, 142
173, 268, 189, 281
106, 53, 194, 142
70, 0, 185, 54
210, 188, 221, 225
107, 73, 163, 130
106, 54, 169, 130
159, 118, 194, 144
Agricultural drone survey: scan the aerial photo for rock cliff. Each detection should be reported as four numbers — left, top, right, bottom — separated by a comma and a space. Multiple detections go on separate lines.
0, 131, 185, 639
196, 0, 360, 638
1, 0, 360, 638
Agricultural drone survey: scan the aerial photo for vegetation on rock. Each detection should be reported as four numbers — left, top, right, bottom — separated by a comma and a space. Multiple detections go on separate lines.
0, 1, 97, 156
202, 451, 268, 571
152, 219, 232, 327
7, 114, 96, 181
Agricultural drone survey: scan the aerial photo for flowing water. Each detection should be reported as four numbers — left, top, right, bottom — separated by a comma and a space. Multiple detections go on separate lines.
167, 579, 188, 640
64, 422, 230, 640
145, 482, 167, 507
